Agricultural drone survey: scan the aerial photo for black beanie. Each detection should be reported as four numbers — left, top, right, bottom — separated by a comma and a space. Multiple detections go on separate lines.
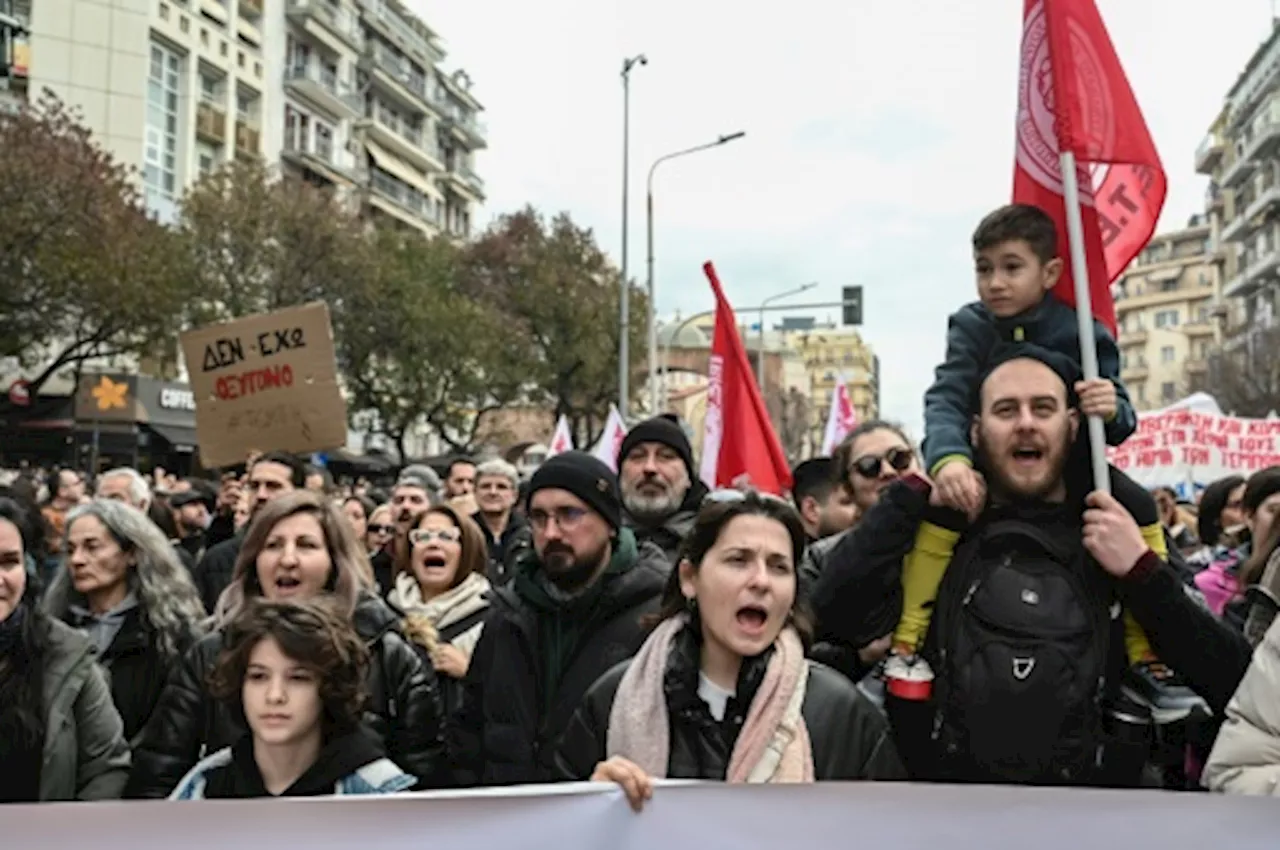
527, 452, 622, 530
617, 415, 695, 478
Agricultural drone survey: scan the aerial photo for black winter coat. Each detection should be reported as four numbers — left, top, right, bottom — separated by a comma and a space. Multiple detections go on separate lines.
553, 626, 906, 782
92, 608, 196, 744
125, 593, 447, 797
450, 539, 669, 786
193, 533, 242, 615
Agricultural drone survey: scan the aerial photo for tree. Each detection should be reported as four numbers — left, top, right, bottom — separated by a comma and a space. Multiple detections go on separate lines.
1197, 326, 1280, 417
176, 159, 372, 324
336, 231, 524, 460
0, 93, 192, 396
460, 206, 647, 447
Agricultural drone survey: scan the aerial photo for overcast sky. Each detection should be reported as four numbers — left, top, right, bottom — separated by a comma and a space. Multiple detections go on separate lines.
409, 0, 1273, 439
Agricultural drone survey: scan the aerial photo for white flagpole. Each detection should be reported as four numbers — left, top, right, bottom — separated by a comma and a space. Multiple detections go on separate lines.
1058, 150, 1111, 495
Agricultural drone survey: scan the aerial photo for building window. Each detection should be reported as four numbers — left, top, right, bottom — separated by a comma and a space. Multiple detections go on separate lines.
314, 121, 333, 160
196, 141, 219, 176
285, 105, 309, 151
1161, 345, 1175, 363
1161, 279, 1178, 293
1161, 382, 1176, 402
144, 41, 183, 210
1154, 309, 1179, 328
1136, 383, 1146, 403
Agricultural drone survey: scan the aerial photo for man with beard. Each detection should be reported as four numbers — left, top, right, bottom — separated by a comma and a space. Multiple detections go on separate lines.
791, 457, 859, 543
811, 349, 1245, 786
616, 415, 708, 564
192, 452, 306, 613
452, 451, 669, 785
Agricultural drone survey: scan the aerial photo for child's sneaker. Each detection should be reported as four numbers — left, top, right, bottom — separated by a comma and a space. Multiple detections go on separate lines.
884, 651, 934, 701
1121, 661, 1208, 725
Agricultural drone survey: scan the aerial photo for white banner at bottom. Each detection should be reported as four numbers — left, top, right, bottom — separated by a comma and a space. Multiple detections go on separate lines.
3, 780, 1277, 849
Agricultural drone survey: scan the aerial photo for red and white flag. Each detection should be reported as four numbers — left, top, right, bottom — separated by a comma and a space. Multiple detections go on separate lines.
547, 415, 574, 457
1012, 0, 1166, 336
591, 405, 628, 472
820, 376, 858, 455
698, 262, 793, 495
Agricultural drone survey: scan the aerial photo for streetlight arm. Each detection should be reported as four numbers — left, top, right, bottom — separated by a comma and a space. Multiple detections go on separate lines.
646, 131, 747, 194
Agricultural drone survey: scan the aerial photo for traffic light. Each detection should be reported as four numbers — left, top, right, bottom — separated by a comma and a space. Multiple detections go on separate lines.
842, 286, 863, 326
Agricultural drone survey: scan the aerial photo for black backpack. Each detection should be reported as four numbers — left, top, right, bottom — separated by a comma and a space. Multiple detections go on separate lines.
921, 518, 1115, 784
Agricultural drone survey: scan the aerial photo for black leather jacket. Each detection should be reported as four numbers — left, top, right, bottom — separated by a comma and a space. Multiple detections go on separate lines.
553, 625, 906, 782
125, 593, 447, 797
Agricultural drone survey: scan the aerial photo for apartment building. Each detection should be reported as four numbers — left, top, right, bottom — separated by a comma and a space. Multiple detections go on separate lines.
1196, 20, 1280, 346
18, 0, 485, 235
0, 0, 29, 112
1112, 217, 1219, 411
785, 321, 879, 450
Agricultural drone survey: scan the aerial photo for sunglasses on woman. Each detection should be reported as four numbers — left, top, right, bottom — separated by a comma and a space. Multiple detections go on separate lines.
849, 447, 914, 480
367, 524, 395, 535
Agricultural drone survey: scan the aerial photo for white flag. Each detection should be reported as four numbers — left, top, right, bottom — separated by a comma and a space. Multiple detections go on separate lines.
591, 405, 628, 472
820, 376, 858, 455
547, 415, 574, 457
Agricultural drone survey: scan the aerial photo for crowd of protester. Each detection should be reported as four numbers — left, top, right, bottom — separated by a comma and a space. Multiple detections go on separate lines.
2, 203, 1279, 807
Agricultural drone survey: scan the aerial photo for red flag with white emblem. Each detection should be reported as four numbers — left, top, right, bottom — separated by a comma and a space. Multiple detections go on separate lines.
1012, 0, 1166, 336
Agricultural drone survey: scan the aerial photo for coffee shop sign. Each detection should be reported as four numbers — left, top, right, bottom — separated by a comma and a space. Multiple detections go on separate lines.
159, 387, 196, 412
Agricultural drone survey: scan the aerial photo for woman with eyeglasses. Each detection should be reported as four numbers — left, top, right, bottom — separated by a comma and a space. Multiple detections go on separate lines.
554, 491, 905, 809
126, 491, 447, 798
387, 505, 491, 714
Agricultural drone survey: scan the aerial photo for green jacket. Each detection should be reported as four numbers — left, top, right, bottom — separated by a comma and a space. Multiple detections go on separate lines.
39, 618, 131, 801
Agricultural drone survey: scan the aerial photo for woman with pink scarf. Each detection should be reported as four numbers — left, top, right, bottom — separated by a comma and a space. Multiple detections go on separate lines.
554, 491, 904, 810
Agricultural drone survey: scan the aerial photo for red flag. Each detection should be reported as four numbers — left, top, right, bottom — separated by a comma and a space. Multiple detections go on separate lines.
1013, 0, 1166, 336
698, 262, 793, 495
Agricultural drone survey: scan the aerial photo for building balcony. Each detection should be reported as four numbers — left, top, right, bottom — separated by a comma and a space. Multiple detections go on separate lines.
195, 98, 228, 144
1121, 364, 1149, 383
441, 107, 488, 149
367, 169, 441, 235
1224, 181, 1280, 244
285, 62, 359, 118
1222, 119, 1280, 188
443, 160, 484, 199
1196, 132, 1224, 175
283, 127, 351, 184
1183, 320, 1216, 338
1118, 328, 1148, 347
1184, 359, 1209, 377
234, 116, 261, 158
362, 44, 438, 117
355, 0, 441, 66
1226, 246, 1280, 299
286, 0, 362, 50
362, 106, 442, 172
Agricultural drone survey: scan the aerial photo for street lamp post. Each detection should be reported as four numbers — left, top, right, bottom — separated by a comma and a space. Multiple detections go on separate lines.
645, 131, 746, 415
618, 53, 647, 419
757, 283, 816, 390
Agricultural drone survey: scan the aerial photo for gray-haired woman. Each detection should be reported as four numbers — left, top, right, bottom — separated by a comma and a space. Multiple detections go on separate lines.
44, 499, 207, 743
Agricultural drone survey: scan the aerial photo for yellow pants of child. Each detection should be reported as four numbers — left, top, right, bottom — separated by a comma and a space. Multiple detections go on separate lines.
893, 522, 1159, 665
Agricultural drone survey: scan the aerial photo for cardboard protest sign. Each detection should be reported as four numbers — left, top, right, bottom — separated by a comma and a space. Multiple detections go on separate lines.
1108, 408, 1280, 492
180, 303, 348, 469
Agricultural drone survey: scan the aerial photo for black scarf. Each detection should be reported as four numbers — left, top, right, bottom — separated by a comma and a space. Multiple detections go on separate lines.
202, 729, 388, 798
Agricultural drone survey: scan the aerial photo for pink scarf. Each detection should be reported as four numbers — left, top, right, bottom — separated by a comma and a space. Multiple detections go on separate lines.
606, 614, 814, 783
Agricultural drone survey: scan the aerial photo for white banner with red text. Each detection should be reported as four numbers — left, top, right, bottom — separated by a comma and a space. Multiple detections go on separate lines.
1108, 406, 1280, 497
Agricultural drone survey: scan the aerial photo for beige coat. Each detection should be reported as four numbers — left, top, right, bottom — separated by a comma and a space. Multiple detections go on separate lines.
1204, 613, 1280, 796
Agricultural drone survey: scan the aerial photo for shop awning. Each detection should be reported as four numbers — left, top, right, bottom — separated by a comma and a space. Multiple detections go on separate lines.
365, 141, 442, 200
146, 422, 198, 451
